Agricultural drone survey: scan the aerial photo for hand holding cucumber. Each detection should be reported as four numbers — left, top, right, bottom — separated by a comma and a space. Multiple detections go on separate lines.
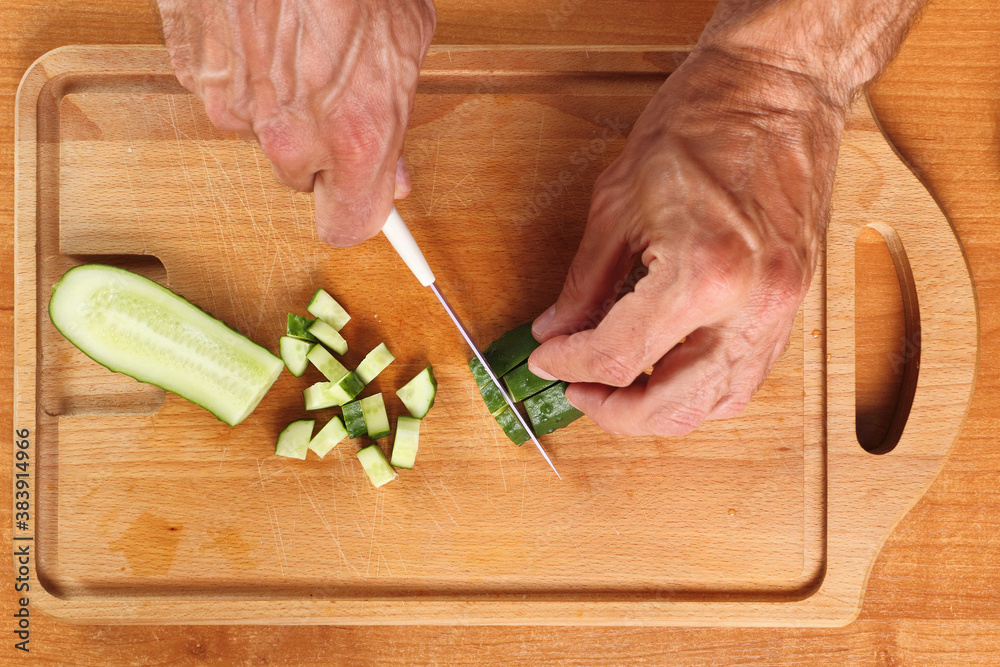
525, 0, 924, 436
156, 0, 436, 246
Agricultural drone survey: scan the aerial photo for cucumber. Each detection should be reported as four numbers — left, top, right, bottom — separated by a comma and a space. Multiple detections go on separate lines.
503, 362, 557, 402
395, 366, 437, 418
307, 345, 349, 382
483, 322, 540, 377
309, 415, 348, 458
337, 371, 366, 400
308, 319, 348, 355
360, 393, 391, 439
356, 444, 396, 488
303, 382, 341, 410
495, 407, 528, 446
390, 416, 420, 469
524, 381, 583, 435
307, 289, 350, 330
48, 264, 283, 427
279, 336, 313, 377
275, 419, 315, 459
342, 399, 367, 438
356, 342, 394, 384
469, 357, 506, 415
286, 313, 318, 342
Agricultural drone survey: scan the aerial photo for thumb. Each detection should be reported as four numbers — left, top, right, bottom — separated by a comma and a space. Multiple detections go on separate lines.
532, 211, 634, 342
313, 149, 398, 248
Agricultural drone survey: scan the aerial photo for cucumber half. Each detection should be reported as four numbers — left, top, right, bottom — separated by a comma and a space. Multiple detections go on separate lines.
395, 366, 437, 418
275, 419, 315, 459
48, 264, 283, 427
390, 416, 420, 469
307, 289, 351, 330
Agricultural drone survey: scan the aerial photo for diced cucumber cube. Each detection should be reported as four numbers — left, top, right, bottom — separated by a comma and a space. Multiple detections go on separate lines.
279, 336, 313, 377
356, 342, 394, 384
469, 357, 507, 415
390, 416, 420, 469
286, 313, 318, 342
303, 382, 339, 410
307, 345, 349, 382
338, 371, 365, 401
309, 415, 348, 458
308, 319, 348, 355
524, 381, 583, 435
275, 419, 315, 459
307, 289, 350, 331
356, 445, 396, 488
484, 322, 540, 377
396, 366, 437, 418
495, 408, 528, 446
342, 399, 367, 438
503, 362, 557, 402
360, 393, 391, 439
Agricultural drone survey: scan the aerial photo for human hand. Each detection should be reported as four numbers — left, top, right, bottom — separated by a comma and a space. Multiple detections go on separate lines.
526, 48, 846, 435
157, 0, 436, 246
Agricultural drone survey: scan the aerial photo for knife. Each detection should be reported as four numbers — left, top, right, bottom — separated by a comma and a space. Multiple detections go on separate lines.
381, 207, 562, 480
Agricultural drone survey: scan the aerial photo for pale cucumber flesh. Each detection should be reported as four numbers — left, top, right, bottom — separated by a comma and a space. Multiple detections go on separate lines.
48, 264, 283, 427
309, 416, 348, 458
275, 419, 315, 459
307, 289, 351, 330
390, 416, 420, 469
360, 393, 391, 439
280, 336, 313, 377
395, 366, 437, 419
356, 342, 394, 385
356, 445, 396, 487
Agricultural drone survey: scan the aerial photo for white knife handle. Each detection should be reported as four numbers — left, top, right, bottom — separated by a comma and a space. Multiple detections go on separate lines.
382, 207, 436, 287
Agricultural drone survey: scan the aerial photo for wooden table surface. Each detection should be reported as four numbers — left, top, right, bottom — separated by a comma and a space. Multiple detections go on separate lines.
2, 0, 998, 663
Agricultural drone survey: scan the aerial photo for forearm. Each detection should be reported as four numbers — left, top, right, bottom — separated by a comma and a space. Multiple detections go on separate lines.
698, 0, 927, 108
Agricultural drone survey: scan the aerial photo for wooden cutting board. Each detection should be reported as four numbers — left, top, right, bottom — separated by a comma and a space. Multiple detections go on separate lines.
13, 45, 976, 626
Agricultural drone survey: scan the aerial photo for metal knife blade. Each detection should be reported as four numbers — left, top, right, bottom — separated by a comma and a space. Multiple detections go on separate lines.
380, 207, 561, 479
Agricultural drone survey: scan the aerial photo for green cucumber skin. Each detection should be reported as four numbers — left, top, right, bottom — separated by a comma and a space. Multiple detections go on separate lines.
337, 372, 366, 401
483, 322, 540, 378
286, 314, 318, 342
342, 400, 367, 438
469, 357, 506, 415
395, 366, 437, 419
495, 407, 529, 446
503, 362, 558, 403
48, 264, 283, 427
524, 381, 583, 435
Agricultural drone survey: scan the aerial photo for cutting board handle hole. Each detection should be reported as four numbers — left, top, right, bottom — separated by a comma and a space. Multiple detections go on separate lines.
855, 223, 920, 455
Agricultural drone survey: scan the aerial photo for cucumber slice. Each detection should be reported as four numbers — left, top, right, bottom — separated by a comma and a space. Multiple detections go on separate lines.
275, 419, 315, 459
356, 342, 394, 385
342, 399, 367, 438
469, 357, 506, 415
360, 393, 391, 439
395, 366, 437, 418
309, 415, 348, 458
356, 445, 396, 488
338, 371, 366, 400
495, 407, 529, 446
286, 313, 318, 342
390, 416, 420, 469
307, 345, 349, 382
48, 264, 283, 427
484, 322, 540, 377
279, 336, 313, 377
503, 362, 557, 402
524, 381, 583, 435
308, 319, 348, 355
307, 289, 350, 331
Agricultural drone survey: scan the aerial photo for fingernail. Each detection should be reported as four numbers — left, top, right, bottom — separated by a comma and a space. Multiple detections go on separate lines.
532, 305, 556, 338
393, 157, 411, 199
528, 361, 557, 381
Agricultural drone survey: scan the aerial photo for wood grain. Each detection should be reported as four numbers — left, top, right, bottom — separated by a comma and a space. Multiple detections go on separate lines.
0, 0, 998, 662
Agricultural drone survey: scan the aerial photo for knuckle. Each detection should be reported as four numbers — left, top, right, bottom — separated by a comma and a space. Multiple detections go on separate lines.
332, 116, 388, 168
255, 121, 314, 175
714, 394, 751, 420
645, 404, 707, 436
760, 253, 810, 311
202, 89, 245, 132
589, 347, 641, 387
